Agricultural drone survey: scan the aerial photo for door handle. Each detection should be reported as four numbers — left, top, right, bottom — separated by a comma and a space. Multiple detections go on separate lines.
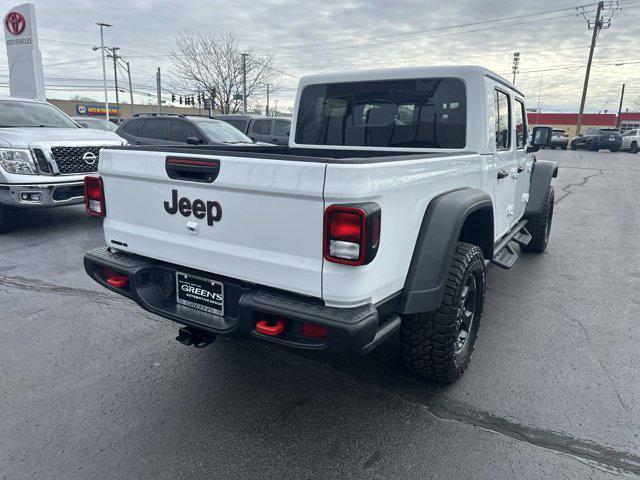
497, 169, 509, 179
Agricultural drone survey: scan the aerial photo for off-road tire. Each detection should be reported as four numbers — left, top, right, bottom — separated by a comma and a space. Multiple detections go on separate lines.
399, 242, 485, 385
522, 186, 554, 253
610, 147, 619, 153
0, 205, 14, 234
631, 141, 638, 154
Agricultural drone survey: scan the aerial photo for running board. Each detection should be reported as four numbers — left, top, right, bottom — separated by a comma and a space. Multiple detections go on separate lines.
492, 219, 528, 270
513, 226, 532, 247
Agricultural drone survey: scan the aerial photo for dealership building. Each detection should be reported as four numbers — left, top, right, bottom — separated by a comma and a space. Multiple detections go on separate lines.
527, 112, 640, 138
48, 99, 212, 122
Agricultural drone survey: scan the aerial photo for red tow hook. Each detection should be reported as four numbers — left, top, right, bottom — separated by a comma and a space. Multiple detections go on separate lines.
256, 318, 285, 336
106, 275, 129, 288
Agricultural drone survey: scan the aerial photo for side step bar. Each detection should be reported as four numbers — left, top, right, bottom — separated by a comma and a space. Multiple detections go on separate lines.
492, 219, 530, 269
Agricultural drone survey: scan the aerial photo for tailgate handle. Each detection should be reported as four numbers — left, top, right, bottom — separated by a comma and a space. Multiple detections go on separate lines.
165, 157, 220, 183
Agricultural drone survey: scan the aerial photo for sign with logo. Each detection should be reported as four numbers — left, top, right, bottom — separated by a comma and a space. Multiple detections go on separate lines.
3, 4, 45, 100
76, 104, 120, 116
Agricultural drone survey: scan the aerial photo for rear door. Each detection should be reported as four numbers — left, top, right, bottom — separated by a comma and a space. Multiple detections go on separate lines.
490, 86, 518, 237
100, 149, 327, 297
513, 96, 532, 221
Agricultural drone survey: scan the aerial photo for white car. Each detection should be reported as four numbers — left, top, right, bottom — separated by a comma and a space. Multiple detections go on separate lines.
621, 129, 640, 153
83, 66, 555, 385
0, 96, 126, 232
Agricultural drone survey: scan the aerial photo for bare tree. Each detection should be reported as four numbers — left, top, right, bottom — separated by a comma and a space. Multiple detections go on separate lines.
169, 32, 281, 114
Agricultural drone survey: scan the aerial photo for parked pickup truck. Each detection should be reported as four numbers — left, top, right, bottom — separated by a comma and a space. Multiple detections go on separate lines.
84, 66, 556, 384
0, 95, 126, 232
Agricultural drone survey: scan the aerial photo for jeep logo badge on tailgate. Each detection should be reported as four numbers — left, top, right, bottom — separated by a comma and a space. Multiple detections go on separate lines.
164, 189, 222, 226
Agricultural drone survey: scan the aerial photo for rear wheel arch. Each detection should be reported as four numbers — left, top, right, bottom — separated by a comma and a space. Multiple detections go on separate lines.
397, 188, 493, 315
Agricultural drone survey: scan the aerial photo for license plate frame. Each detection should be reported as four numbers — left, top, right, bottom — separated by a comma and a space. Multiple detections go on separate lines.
175, 271, 224, 316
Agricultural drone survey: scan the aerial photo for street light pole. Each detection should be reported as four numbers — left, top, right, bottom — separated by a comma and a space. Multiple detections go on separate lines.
96, 22, 113, 122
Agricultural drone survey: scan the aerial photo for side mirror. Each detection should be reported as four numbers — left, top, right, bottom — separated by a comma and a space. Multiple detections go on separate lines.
527, 126, 552, 153
186, 136, 203, 145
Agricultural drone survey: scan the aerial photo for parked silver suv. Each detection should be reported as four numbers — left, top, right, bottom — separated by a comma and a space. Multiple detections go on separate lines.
0, 96, 125, 232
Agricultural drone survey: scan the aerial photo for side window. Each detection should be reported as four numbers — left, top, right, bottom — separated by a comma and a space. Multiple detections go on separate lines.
122, 119, 142, 136
274, 120, 290, 137
514, 99, 526, 149
141, 118, 166, 140
167, 120, 199, 143
252, 119, 272, 135
226, 120, 247, 132
494, 90, 511, 151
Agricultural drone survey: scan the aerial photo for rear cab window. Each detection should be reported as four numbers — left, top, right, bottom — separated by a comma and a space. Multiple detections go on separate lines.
295, 77, 466, 148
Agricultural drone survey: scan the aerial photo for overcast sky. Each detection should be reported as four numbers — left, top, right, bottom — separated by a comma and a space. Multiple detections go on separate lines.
1, 0, 639, 113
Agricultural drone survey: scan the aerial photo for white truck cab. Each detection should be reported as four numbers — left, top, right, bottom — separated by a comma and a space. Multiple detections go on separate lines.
84, 66, 556, 384
621, 128, 640, 153
0, 96, 125, 232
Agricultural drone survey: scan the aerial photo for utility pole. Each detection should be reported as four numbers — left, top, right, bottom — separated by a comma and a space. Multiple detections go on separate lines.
107, 47, 121, 122
266, 84, 269, 117
96, 23, 113, 122
512, 52, 520, 85
616, 83, 625, 128
537, 76, 543, 113
241, 53, 248, 114
126, 61, 134, 116
576, 1, 609, 135
156, 67, 161, 114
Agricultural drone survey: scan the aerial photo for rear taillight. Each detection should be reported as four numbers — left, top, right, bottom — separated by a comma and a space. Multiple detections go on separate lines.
84, 175, 105, 217
323, 203, 381, 266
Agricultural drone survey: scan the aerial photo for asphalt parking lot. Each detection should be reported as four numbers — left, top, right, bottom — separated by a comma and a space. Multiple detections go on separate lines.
1, 149, 639, 479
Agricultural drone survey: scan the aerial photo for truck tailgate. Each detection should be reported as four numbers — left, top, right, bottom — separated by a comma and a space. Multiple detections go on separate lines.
99, 149, 326, 298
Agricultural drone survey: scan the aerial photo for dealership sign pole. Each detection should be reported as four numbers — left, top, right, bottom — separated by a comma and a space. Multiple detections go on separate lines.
3, 3, 45, 100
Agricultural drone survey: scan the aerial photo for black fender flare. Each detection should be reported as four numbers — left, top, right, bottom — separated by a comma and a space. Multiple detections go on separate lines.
525, 159, 558, 216
397, 188, 493, 315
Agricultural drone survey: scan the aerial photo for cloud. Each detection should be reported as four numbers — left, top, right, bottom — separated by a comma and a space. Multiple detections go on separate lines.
1, 0, 638, 112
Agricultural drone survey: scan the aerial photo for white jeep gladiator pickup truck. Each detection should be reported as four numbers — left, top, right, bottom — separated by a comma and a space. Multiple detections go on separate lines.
0, 96, 125, 232
84, 66, 556, 384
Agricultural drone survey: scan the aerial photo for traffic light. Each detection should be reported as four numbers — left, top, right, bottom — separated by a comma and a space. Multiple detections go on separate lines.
179, 95, 182, 105
171, 93, 176, 102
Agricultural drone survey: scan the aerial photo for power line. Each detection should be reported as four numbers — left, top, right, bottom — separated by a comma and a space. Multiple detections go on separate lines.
270, 10, 599, 56
273, 3, 598, 52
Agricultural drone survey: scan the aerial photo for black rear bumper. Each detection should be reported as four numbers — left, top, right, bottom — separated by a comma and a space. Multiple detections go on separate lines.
83, 247, 398, 354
